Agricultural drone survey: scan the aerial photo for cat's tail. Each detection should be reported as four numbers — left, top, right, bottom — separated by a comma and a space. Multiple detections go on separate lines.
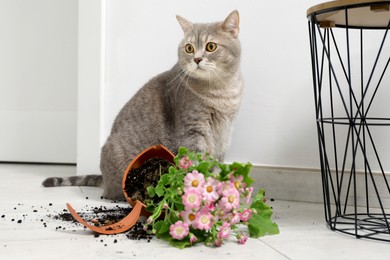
42, 175, 103, 188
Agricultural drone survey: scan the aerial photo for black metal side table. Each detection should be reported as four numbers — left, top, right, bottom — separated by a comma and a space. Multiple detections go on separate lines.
308, 0, 390, 242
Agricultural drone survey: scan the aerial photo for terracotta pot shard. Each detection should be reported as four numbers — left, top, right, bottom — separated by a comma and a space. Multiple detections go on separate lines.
66, 144, 175, 235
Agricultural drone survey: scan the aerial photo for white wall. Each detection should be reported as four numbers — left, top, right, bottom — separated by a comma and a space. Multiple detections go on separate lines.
105, 0, 321, 169
104, 0, 390, 171
0, 0, 77, 163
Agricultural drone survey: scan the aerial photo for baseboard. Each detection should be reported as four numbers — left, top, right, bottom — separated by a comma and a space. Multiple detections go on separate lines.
250, 165, 323, 203
251, 165, 390, 208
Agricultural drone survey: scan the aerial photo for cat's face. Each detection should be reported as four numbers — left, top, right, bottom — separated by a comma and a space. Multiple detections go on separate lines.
177, 11, 241, 81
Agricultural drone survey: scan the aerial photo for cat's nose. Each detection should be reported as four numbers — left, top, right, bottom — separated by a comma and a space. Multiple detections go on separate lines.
194, 57, 203, 64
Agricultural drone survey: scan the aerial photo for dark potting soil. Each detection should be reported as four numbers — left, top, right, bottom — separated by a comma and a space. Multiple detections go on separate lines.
3, 158, 171, 243
52, 205, 153, 241
50, 158, 172, 241
124, 157, 172, 204
53, 205, 132, 226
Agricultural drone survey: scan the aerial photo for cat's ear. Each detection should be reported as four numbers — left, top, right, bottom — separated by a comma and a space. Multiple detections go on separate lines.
176, 15, 193, 35
222, 10, 240, 38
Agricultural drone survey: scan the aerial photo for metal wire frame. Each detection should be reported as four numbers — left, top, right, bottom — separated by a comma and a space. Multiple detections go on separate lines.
308, 5, 390, 242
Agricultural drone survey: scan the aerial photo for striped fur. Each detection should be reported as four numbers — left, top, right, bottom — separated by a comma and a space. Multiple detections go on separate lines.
42, 175, 103, 188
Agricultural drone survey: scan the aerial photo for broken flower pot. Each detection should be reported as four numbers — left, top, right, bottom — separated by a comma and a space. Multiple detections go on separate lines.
66, 144, 175, 235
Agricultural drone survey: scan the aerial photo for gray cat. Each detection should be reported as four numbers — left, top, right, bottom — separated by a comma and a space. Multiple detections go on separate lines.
43, 10, 244, 200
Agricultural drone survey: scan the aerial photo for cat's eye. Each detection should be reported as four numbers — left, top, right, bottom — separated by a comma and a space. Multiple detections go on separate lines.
185, 44, 195, 54
206, 42, 217, 52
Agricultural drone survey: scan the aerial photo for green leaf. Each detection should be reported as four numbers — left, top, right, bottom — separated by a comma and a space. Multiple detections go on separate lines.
248, 189, 279, 237
160, 173, 170, 186
178, 147, 189, 157
174, 147, 189, 166
196, 161, 211, 174
145, 204, 155, 213
168, 166, 177, 176
154, 220, 170, 235
229, 162, 254, 187
169, 239, 191, 249
155, 184, 165, 197
218, 163, 228, 179
147, 186, 155, 198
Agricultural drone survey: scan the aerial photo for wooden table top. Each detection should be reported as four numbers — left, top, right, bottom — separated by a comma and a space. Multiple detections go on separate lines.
307, 0, 390, 28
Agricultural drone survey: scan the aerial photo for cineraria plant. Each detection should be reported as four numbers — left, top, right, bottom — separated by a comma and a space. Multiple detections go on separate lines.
144, 147, 279, 249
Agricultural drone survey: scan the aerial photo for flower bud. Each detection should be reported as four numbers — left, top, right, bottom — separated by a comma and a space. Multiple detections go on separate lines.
178, 156, 192, 169
236, 233, 248, 245
189, 233, 197, 244
214, 239, 223, 247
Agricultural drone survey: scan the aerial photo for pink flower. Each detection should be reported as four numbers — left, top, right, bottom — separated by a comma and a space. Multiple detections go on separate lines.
221, 211, 240, 225
194, 208, 213, 230
218, 222, 231, 239
184, 170, 205, 191
245, 187, 254, 204
169, 221, 189, 240
217, 181, 235, 196
239, 209, 252, 222
237, 233, 248, 244
179, 156, 192, 169
204, 200, 215, 211
214, 239, 223, 247
214, 207, 225, 219
189, 233, 197, 244
180, 209, 197, 226
182, 189, 202, 210
202, 177, 219, 202
232, 211, 241, 224
229, 174, 246, 190
219, 186, 240, 212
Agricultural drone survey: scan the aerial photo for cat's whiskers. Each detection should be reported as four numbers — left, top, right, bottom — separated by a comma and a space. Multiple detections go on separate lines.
185, 70, 192, 100
163, 68, 190, 106
206, 65, 226, 84
207, 70, 212, 89
174, 68, 192, 102
200, 62, 231, 83
211, 70, 224, 83
164, 69, 187, 89
210, 65, 234, 81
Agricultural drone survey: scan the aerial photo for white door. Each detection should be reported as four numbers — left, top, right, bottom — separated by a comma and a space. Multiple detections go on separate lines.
0, 0, 77, 164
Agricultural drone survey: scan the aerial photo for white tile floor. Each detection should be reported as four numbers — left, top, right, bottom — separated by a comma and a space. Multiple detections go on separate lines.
0, 163, 389, 260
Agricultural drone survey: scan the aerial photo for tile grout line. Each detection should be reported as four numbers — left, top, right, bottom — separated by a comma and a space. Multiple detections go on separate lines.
258, 239, 292, 260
